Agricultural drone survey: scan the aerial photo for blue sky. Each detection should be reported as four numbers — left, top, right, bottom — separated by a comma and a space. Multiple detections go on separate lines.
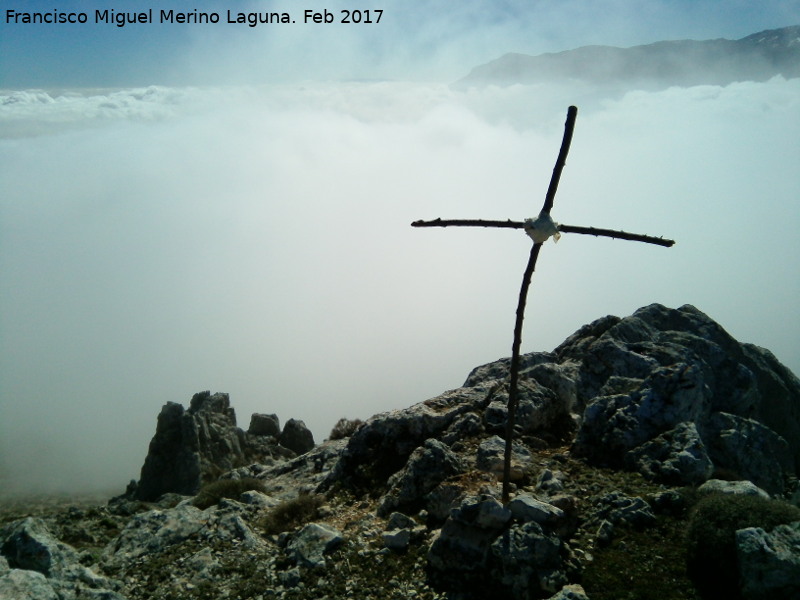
1, 1, 799, 494
2, 0, 799, 86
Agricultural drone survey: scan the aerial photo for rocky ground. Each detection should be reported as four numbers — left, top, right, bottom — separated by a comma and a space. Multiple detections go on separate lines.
0, 446, 700, 600
2, 304, 799, 600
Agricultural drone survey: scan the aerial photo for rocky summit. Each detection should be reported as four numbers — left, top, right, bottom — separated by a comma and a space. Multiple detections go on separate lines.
2, 303, 800, 600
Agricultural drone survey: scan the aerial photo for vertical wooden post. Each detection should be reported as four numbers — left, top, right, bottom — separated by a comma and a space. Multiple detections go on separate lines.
502, 106, 577, 504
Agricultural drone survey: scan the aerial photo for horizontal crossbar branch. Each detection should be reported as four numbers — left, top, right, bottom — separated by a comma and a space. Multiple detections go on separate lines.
410, 218, 675, 247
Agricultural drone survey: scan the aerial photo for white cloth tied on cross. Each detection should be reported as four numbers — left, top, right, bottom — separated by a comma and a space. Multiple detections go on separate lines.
524, 212, 561, 243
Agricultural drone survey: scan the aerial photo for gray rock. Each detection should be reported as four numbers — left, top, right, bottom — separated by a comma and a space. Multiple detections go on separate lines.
378, 439, 464, 517
703, 412, 790, 495
442, 412, 484, 444
737, 521, 800, 600
589, 492, 656, 527
473, 496, 513, 529
1, 517, 80, 577
280, 419, 315, 455
103, 500, 266, 570
102, 504, 208, 567
427, 496, 513, 595
625, 421, 714, 485
239, 490, 279, 508
286, 523, 343, 569
490, 521, 568, 598
424, 482, 468, 524
382, 528, 412, 551
463, 352, 556, 387
322, 385, 491, 492
482, 380, 574, 440
476, 435, 531, 481
0, 569, 59, 600
385, 512, 417, 531
0, 518, 124, 600
561, 304, 800, 494
698, 479, 771, 499
249, 413, 280, 437
535, 468, 567, 495
508, 495, 565, 526
185, 547, 221, 586
546, 583, 591, 600
574, 361, 713, 461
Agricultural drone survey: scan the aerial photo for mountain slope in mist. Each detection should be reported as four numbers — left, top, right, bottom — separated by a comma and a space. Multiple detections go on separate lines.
458, 25, 800, 88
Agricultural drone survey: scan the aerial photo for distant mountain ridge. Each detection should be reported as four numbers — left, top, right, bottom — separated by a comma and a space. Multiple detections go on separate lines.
458, 25, 800, 88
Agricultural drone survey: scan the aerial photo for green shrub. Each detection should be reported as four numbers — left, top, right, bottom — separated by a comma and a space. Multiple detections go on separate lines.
329, 417, 364, 441
686, 492, 800, 599
260, 493, 324, 535
192, 477, 266, 509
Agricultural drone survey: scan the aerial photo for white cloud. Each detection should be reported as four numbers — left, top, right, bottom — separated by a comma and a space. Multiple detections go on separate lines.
1, 76, 798, 494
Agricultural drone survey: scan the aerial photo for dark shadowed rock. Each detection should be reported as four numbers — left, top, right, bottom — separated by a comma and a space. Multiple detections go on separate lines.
377, 439, 464, 517
624, 421, 714, 485
134, 391, 302, 501
322, 385, 493, 493
279, 419, 315, 455
0, 517, 124, 599
249, 413, 280, 437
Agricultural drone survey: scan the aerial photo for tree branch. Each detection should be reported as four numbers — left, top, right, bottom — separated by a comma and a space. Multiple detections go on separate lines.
541, 106, 578, 215
411, 218, 675, 247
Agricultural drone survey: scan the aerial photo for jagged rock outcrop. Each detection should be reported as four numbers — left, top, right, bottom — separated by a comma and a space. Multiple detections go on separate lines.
558, 303, 799, 494
134, 391, 312, 501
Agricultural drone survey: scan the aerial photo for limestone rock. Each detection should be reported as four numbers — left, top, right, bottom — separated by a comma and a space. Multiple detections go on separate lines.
0, 569, 59, 600
490, 521, 568, 598
279, 418, 315, 455
1, 517, 80, 577
323, 385, 491, 493
134, 391, 303, 501
382, 528, 412, 551
624, 421, 714, 485
586, 492, 656, 546
698, 479, 771, 499
102, 501, 266, 569
378, 438, 464, 517
702, 412, 790, 494
535, 468, 567, 495
737, 521, 800, 600
476, 435, 531, 481
508, 494, 565, 526
562, 304, 800, 494
286, 523, 343, 569
102, 504, 208, 567
426, 496, 512, 595
0, 517, 124, 600
249, 413, 280, 437
546, 584, 591, 600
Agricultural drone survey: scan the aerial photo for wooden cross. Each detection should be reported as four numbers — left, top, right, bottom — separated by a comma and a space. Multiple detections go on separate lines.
411, 106, 675, 503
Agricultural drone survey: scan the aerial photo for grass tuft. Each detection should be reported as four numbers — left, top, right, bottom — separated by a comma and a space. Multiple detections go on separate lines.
192, 477, 266, 510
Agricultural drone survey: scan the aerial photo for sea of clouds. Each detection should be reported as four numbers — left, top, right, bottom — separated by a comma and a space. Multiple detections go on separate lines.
1, 76, 798, 494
